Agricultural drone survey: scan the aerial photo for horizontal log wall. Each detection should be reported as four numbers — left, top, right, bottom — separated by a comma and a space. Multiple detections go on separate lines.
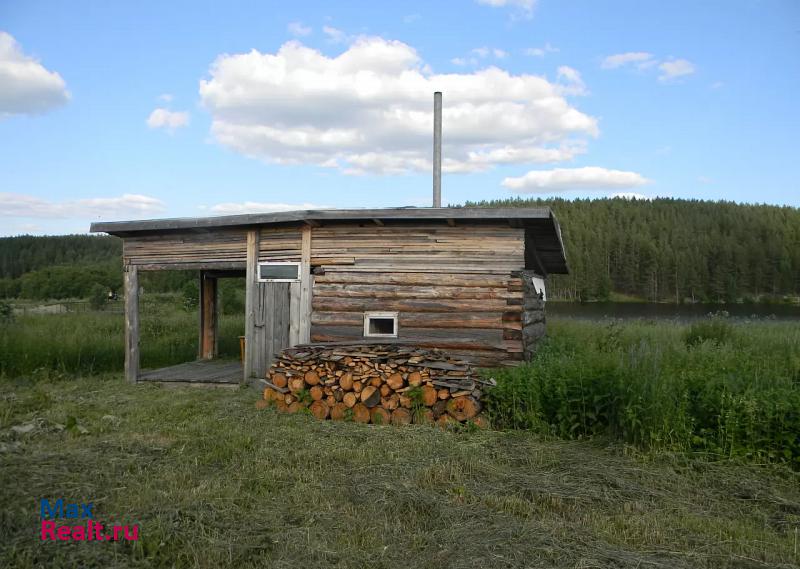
123, 228, 248, 269
122, 226, 303, 269
310, 224, 526, 366
258, 227, 302, 262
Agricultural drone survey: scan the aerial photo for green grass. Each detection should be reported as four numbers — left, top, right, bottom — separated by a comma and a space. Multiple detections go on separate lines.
0, 295, 244, 377
1, 376, 799, 569
487, 318, 800, 468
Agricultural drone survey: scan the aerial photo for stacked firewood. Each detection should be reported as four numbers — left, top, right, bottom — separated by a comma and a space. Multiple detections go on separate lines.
259, 342, 495, 427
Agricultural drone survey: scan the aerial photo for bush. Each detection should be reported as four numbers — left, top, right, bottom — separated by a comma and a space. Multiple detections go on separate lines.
219, 280, 245, 315
484, 319, 800, 468
683, 316, 734, 347
88, 283, 107, 311
182, 280, 199, 311
0, 300, 13, 323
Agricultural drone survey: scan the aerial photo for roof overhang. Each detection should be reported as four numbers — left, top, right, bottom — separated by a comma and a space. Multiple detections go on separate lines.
90, 207, 568, 274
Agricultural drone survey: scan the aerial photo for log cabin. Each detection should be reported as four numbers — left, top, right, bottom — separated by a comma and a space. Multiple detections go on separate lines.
90, 207, 568, 386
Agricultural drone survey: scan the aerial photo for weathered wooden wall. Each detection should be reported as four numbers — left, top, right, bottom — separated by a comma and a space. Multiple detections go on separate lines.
521, 270, 546, 361
248, 281, 291, 377
121, 221, 535, 373
258, 227, 302, 262
309, 224, 526, 366
123, 228, 248, 269
245, 226, 309, 379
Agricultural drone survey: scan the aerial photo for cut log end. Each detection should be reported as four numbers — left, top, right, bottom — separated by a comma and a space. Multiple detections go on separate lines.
309, 400, 330, 420
370, 407, 391, 426
352, 403, 371, 424
304, 370, 320, 386
391, 408, 412, 426
271, 373, 288, 389
446, 396, 481, 422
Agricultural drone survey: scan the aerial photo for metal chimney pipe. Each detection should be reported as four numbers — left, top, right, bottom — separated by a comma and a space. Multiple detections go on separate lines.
432, 91, 442, 208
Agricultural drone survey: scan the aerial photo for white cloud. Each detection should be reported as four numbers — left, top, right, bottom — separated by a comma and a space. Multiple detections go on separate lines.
0, 193, 165, 219
199, 37, 598, 175
557, 66, 587, 96
208, 201, 330, 215
287, 21, 312, 37
454, 46, 508, 66
476, 0, 537, 18
602, 52, 695, 84
601, 52, 655, 69
322, 26, 350, 44
450, 57, 471, 66
146, 108, 190, 131
502, 167, 649, 193
0, 32, 70, 117
658, 58, 696, 82
611, 192, 652, 200
525, 43, 558, 57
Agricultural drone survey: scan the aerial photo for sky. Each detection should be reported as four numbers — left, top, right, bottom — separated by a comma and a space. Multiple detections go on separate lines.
0, 0, 798, 236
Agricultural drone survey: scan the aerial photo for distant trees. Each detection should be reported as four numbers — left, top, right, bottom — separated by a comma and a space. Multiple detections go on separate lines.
0, 235, 121, 279
1, 198, 798, 303
464, 197, 800, 303
10, 262, 121, 301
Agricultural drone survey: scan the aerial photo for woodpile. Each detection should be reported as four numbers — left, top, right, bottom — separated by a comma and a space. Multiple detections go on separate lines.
259, 342, 495, 427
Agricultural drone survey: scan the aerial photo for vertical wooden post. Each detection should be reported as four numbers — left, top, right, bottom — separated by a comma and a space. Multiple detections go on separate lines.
199, 272, 218, 360
299, 225, 312, 343
288, 281, 300, 346
123, 265, 139, 384
244, 229, 259, 380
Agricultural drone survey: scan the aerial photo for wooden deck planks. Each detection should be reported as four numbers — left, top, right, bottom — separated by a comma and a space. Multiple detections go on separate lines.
138, 360, 243, 384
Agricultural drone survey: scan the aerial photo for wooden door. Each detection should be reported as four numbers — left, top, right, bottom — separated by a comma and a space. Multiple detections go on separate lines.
248, 281, 291, 378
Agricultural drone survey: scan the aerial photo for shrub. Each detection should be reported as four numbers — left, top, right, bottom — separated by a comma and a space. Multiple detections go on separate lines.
88, 283, 107, 311
484, 319, 800, 468
683, 316, 734, 347
182, 281, 199, 311
0, 300, 13, 323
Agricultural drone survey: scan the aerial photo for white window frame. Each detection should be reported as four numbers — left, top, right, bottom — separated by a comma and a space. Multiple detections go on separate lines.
257, 261, 302, 283
363, 311, 399, 338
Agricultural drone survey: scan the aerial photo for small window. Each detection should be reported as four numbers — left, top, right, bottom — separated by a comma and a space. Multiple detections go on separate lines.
363, 312, 398, 338
257, 262, 301, 282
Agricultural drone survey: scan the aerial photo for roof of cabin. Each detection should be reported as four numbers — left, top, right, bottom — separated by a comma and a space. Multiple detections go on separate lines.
90, 207, 568, 274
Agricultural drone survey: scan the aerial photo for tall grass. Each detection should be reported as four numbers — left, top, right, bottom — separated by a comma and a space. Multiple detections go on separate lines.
485, 318, 800, 467
0, 294, 244, 377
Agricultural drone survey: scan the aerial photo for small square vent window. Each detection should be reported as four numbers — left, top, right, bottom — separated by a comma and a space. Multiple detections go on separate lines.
257, 262, 301, 282
364, 312, 398, 338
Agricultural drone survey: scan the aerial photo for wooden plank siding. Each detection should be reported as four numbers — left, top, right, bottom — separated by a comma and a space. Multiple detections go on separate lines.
258, 227, 302, 262
309, 223, 526, 366
123, 228, 248, 269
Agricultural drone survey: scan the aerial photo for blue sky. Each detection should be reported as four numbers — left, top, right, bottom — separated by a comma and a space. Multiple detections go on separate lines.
1, 0, 798, 235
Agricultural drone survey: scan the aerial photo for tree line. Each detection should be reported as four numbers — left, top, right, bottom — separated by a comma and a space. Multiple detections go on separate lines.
464, 197, 800, 302
2, 197, 799, 303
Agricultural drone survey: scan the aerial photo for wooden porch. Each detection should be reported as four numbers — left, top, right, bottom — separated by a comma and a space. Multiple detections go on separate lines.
138, 360, 242, 388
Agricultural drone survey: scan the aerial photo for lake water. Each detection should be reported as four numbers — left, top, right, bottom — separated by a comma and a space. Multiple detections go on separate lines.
547, 302, 800, 321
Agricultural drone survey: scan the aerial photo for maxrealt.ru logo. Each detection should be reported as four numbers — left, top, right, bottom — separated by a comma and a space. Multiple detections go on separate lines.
40, 499, 139, 542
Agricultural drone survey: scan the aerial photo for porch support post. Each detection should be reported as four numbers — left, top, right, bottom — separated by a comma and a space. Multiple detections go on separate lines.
123, 264, 139, 384
199, 271, 218, 360
244, 229, 258, 380
299, 225, 312, 344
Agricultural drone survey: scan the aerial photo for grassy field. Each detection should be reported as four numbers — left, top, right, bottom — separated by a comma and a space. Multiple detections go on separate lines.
1, 376, 799, 569
487, 318, 800, 468
0, 295, 244, 377
1, 307, 799, 567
